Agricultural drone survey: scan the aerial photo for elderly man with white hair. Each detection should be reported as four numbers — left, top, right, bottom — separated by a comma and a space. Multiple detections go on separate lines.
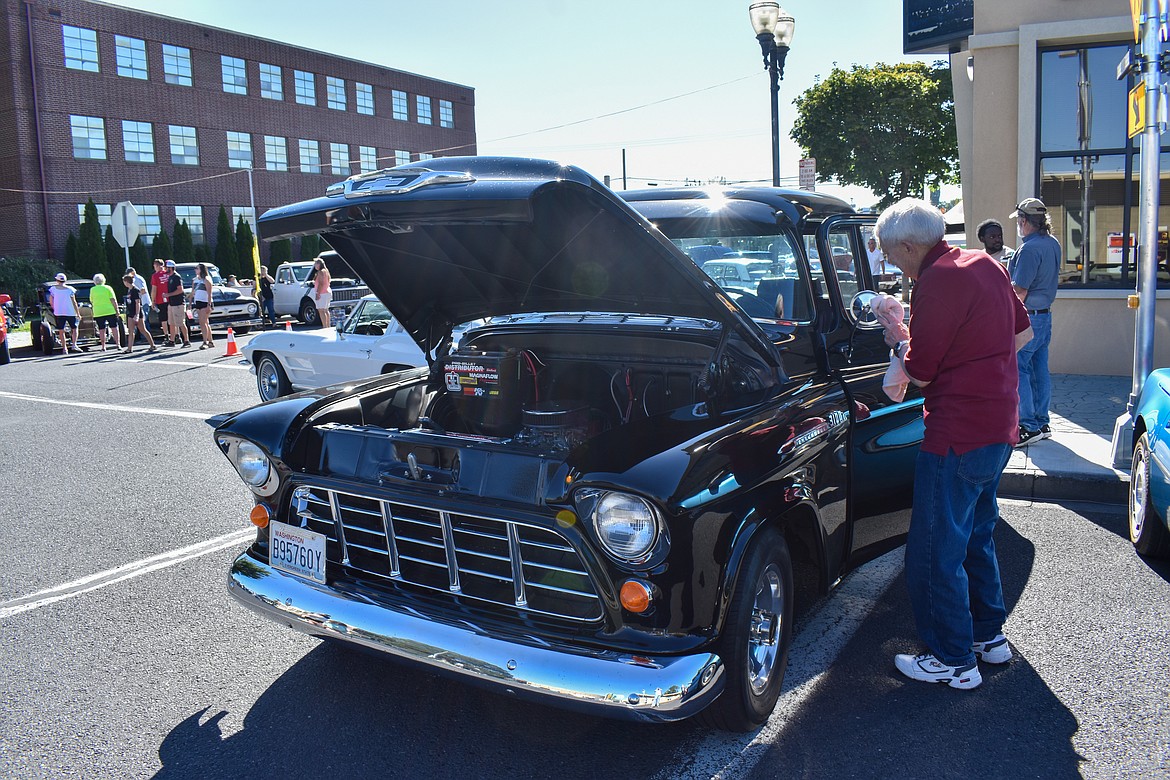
876, 197, 1032, 690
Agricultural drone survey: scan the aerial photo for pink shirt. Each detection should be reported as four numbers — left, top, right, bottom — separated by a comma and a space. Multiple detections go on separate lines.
314, 268, 331, 295
903, 241, 1031, 455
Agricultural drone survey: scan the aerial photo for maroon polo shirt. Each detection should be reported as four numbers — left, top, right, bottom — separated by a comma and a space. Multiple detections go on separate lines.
902, 241, 1031, 455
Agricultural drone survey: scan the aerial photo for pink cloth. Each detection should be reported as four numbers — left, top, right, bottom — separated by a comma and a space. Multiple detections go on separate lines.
874, 294, 910, 402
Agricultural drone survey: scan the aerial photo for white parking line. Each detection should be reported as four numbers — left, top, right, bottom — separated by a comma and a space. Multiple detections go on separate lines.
0, 390, 212, 419
652, 549, 904, 780
124, 357, 250, 370
0, 529, 254, 619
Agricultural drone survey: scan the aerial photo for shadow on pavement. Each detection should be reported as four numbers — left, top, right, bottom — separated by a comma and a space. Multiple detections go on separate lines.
154, 640, 699, 780
743, 519, 1084, 779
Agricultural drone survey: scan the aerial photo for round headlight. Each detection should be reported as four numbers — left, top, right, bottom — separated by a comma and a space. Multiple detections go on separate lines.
247, 302, 259, 316
594, 492, 658, 561
234, 440, 271, 486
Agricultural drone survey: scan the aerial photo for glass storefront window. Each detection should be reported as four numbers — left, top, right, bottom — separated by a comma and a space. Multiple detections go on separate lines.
1040, 45, 1129, 154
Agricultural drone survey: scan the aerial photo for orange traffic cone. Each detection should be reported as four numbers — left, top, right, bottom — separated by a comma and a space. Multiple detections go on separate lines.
284, 320, 292, 331
224, 327, 239, 357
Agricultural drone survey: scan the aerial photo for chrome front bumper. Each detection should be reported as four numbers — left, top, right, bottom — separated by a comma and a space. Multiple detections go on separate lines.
228, 550, 725, 722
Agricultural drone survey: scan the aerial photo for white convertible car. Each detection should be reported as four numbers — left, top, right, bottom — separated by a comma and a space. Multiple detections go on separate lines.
243, 295, 427, 401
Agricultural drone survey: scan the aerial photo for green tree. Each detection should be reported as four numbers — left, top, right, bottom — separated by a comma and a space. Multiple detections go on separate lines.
63, 232, 79, 275
129, 236, 149, 269
214, 206, 239, 277
235, 216, 256, 279
151, 228, 174, 261
791, 61, 957, 208
104, 225, 124, 281
194, 243, 212, 267
0, 255, 62, 306
173, 220, 194, 263
299, 234, 320, 261
76, 199, 105, 277
270, 238, 291, 264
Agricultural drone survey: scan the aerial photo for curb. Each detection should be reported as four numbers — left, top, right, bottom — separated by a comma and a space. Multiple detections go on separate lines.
999, 468, 1129, 504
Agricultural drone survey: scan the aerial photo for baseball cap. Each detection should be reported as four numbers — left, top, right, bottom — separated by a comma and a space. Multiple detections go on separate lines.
165, 260, 176, 267
1011, 198, 1047, 218
54, 272, 66, 281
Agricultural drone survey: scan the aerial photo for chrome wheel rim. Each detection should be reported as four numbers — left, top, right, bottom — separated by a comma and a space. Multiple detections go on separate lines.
746, 564, 783, 695
258, 359, 280, 401
1131, 444, 1148, 542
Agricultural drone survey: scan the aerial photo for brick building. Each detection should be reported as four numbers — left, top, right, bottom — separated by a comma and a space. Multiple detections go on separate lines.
0, 0, 477, 263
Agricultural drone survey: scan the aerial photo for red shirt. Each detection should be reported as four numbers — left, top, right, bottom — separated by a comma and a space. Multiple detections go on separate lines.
903, 241, 1031, 455
150, 270, 169, 304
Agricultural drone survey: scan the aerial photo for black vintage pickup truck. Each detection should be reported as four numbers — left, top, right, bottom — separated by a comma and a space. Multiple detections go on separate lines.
214, 157, 923, 731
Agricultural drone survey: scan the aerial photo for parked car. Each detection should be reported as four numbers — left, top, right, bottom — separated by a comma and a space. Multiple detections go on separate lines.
1128, 368, 1170, 559
172, 263, 262, 334
271, 253, 371, 326
214, 158, 922, 731
30, 279, 122, 354
243, 295, 426, 402
700, 258, 777, 293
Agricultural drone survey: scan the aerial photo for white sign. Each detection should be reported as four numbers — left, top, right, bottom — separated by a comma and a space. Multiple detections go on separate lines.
110, 201, 140, 248
799, 158, 816, 191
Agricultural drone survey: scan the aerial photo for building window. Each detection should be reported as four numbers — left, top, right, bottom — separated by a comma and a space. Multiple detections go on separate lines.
139, 205, 161, 244
299, 139, 321, 174
265, 135, 288, 171
162, 44, 192, 86
122, 120, 154, 163
392, 90, 408, 121
418, 153, 434, 161
174, 206, 204, 243
359, 145, 377, 173
169, 125, 199, 165
330, 142, 349, 175
233, 207, 255, 228
77, 203, 112, 230
395, 150, 411, 166
295, 70, 316, 105
416, 95, 432, 125
226, 131, 252, 169
70, 115, 106, 160
356, 82, 375, 115
326, 76, 346, 110
439, 100, 454, 129
63, 25, 99, 72
221, 55, 247, 95
114, 35, 147, 79
259, 63, 283, 100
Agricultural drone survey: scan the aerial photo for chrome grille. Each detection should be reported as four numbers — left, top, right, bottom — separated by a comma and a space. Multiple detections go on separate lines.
330, 287, 366, 303
289, 485, 603, 622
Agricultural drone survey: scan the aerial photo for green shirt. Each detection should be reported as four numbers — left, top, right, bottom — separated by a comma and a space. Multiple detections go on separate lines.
90, 284, 118, 317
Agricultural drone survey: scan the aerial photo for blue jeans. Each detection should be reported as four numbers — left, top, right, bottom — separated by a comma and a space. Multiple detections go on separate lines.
905, 443, 1012, 666
1017, 311, 1052, 431
262, 297, 276, 324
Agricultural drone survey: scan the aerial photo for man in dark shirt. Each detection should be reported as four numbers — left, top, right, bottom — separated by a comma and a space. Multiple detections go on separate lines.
876, 198, 1032, 690
164, 260, 191, 347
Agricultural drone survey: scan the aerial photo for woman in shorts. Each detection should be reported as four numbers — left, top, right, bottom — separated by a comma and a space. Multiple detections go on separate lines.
90, 273, 122, 352
192, 263, 215, 349
313, 255, 333, 328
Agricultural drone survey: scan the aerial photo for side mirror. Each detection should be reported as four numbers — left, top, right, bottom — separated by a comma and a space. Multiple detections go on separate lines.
849, 290, 883, 330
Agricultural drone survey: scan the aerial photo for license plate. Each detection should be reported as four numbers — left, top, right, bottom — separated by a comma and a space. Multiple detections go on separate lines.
269, 521, 326, 584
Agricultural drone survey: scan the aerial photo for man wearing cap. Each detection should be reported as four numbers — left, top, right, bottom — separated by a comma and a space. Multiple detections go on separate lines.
164, 260, 191, 348
1009, 198, 1061, 447
48, 273, 81, 353
150, 259, 172, 346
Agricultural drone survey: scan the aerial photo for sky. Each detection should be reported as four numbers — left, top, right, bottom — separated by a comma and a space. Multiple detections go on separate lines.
101, 0, 950, 208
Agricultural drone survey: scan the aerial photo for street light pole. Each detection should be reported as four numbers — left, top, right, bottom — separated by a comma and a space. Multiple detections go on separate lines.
749, 3, 795, 188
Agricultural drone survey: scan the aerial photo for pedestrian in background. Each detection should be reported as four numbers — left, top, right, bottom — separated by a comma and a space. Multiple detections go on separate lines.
150, 259, 172, 346
1008, 198, 1060, 447
312, 255, 332, 328
121, 273, 157, 353
875, 197, 1032, 690
89, 273, 121, 352
127, 266, 152, 326
47, 273, 81, 353
164, 260, 191, 347
258, 265, 276, 327
976, 219, 1014, 266
866, 236, 885, 279
192, 263, 215, 349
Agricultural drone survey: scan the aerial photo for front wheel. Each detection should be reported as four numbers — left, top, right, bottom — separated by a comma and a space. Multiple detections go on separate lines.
256, 354, 291, 402
698, 529, 793, 732
299, 299, 320, 327
1130, 433, 1170, 559
41, 323, 56, 355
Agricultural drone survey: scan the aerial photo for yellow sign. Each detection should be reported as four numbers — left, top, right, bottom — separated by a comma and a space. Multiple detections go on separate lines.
1130, 81, 1147, 138
1132, 0, 1143, 43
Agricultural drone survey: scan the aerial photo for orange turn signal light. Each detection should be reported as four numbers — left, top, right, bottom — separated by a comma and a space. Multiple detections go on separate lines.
249, 503, 271, 528
620, 580, 653, 613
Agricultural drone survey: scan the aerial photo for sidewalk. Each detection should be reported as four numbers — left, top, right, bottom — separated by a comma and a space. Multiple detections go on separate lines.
1000, 373, 1131, 504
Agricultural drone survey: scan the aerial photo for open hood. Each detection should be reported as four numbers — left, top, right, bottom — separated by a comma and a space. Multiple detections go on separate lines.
257, 157, 769, 354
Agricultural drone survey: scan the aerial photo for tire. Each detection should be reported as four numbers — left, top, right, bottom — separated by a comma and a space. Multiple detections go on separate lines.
299, 299, 319, 327
234, 326, 250, 335
30, 321, 41, 350
0, 338, 9, 365
256, 353, 292, 402
41, 323, 56, 355
698, 529, 794, 732
1129, 433, 1170, 559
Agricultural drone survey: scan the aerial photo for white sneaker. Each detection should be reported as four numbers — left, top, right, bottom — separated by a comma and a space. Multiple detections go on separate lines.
972, 634, 1013, 664
894, 652, 982, 689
